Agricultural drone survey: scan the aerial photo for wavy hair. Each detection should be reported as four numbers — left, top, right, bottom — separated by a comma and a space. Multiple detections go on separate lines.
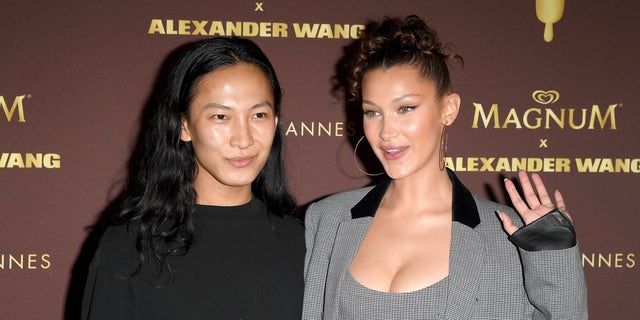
348, 15, 463, 101
114, 37, 295, 278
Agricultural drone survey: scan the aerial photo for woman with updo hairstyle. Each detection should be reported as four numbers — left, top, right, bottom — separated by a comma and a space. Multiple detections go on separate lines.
81, 37, 304, 319
303, 15, 587, 319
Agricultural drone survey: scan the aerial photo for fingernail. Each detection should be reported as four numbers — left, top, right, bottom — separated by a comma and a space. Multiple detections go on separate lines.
503, 178, 509, 182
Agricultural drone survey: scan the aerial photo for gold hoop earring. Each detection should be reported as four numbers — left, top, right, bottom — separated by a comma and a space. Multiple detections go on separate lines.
439, 124, 448, 171
354, 136, 385, 176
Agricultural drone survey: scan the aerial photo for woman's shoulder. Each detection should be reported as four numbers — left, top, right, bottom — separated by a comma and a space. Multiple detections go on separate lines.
303, 185, 375, 226
473, 195, 513, 212
312, 185, 375, 210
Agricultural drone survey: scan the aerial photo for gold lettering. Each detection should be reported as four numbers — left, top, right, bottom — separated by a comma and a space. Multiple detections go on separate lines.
447, 157, 571, 172
1, 95, 26, 122
0, 254, 52, 270
44, 153, 61, 168
523, 108, 542, 129
148, 19, 165, 34
502, 108, 522, 128
568, 108, 587, 129
467, 157, 479, 171
575, 158, 640, 173
318, 122, 331, 136
272, 23, 288, 37
225, 21, 241, 36
545, 108, 565, 129
285, 122, 298, 136
627, 253, 636, 268
334, 24, 348, 38
0, 153, 61, 169
301, 122, 314, 136
192, 20, 208, 35
556, 158, 571, 172
317, 24, 333, 38
472, 103, 500, 128
7, 153, 24, 168
350, 25, 365, 38
588, 104, 617, 129
284, 121, 357, 137
576, 158, 600, 172
41, 254, 51, 269
495, 158, 511, 171
10, 255, 23, 269
599, 254, 612, 267
599, 158, 614, 173
166, 20, 177, 35
335, 122, 344, 136
479, 157, 494, 171
259, 22, 272, 37
472, 102, 617, 130
28, 254, 38, 269
209, 21, 225, 36
243, 22, 259, 37
178, 20, 190, 35
293, 23, 319, 38
292, 23, 363, 39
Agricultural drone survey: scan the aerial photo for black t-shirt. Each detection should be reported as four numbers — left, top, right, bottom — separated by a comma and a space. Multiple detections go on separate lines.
81, 198, 305, 319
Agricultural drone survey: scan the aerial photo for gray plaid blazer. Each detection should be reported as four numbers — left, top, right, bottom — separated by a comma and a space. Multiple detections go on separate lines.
303, 171, 587, 319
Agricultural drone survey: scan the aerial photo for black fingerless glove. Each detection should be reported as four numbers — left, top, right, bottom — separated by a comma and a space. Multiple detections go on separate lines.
508, 209, 577, 251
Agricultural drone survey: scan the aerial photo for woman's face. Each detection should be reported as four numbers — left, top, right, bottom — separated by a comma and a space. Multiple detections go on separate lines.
361, 65, 459, 180
181, 63, 277, 201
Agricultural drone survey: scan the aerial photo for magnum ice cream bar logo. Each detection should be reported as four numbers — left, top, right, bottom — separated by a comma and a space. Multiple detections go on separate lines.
536, 0, 565, 42
471, 90, 618, 130
531, 90, 559, 104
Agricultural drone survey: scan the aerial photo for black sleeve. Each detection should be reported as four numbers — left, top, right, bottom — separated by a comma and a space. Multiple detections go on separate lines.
81, 227, 137, 320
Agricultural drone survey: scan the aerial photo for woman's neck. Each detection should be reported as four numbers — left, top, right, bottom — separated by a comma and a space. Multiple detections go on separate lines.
383, 169, 452, 214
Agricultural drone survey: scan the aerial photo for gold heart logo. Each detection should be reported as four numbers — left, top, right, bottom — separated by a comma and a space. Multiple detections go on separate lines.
532, 90, 560, 104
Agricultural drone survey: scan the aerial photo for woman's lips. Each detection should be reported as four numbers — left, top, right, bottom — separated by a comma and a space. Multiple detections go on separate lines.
380, 146, 408, 160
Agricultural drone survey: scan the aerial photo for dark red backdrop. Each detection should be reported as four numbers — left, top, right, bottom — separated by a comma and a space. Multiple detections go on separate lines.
1, 0, 638, 318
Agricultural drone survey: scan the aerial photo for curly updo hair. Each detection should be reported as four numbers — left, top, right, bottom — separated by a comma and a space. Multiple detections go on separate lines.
348, 15, 463, 101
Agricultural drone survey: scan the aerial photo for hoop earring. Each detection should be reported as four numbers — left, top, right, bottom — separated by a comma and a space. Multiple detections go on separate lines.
354, 136, 385, 176
439, 124, 448, 171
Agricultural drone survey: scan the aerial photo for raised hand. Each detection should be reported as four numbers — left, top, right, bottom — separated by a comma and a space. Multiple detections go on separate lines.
496, 170, 572, 236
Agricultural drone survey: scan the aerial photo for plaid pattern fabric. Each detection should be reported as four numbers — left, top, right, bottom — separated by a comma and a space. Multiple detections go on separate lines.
302, 184, 587, 320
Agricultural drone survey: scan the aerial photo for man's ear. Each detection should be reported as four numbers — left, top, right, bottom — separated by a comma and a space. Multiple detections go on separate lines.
180, 116, 192, 142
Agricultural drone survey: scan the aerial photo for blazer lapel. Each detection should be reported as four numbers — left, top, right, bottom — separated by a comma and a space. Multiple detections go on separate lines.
444, 169, 485, 319
324, 217, 372, 320
444, 223, 485, 319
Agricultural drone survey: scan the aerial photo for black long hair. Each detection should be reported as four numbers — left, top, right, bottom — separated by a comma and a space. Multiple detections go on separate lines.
114, 37, 295, 276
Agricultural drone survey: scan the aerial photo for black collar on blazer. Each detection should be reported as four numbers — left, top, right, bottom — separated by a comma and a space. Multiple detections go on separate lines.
350, 168, 481, 228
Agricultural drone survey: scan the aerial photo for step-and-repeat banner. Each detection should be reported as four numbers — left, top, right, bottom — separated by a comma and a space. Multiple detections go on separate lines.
1, 0, 638, 318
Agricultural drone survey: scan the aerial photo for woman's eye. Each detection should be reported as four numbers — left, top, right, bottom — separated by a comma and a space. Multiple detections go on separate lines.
363, 110, 379, 117
212, 114, 228, 120
399, 106, 415, 113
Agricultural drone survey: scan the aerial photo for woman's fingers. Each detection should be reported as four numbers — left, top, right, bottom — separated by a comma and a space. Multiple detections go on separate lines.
554, 189, 573, 222
530, 172, 553, 208
504, 177, 529, 214
496, 211, 518, 235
